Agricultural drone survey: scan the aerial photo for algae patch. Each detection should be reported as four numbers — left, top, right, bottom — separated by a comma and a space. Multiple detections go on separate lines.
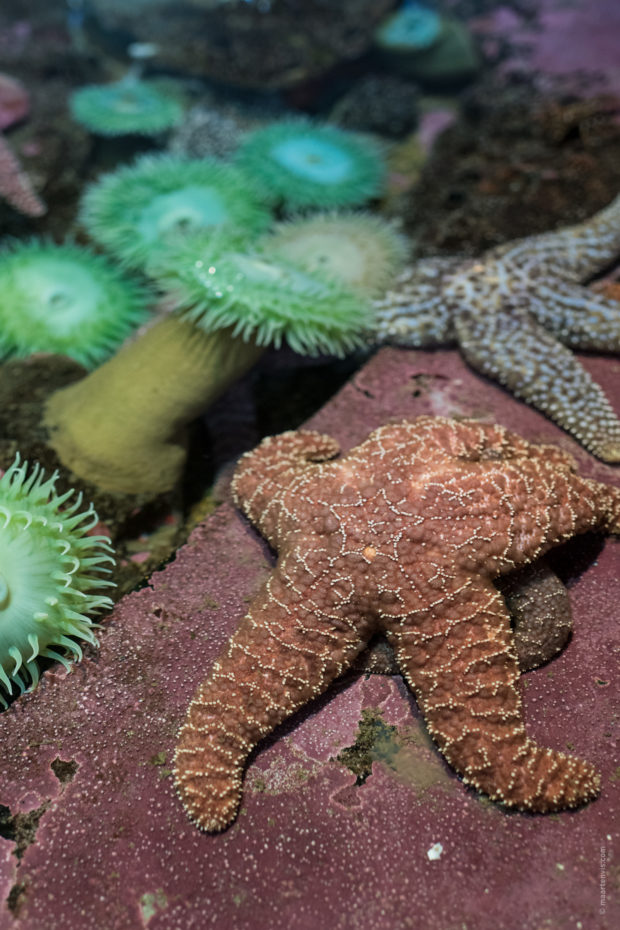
336, 708, 451, 795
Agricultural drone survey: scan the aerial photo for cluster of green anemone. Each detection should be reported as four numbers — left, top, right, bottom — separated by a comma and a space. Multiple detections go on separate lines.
0, 118, 403, 366
72, 119, 402, 347
4, 117, 408, 494
0, 115, 410, 702
41, 119, 408, 488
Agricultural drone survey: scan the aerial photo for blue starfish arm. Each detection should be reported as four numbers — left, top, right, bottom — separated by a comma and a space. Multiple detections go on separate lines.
373, 258, 460, 346
527, 280, 620, 351
490, 193, 620, 282
454, 303, 620, 461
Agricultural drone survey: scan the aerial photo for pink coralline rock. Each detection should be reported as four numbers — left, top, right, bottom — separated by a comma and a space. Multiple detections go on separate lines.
0, 72, 45, 217
0, 347, 619, 930
472, 0, 620, 98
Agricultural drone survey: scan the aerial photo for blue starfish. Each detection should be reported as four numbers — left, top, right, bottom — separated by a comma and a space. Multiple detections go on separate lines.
373, 194, 620, 461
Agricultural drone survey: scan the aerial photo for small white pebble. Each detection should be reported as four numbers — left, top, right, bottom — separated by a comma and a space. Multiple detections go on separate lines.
427, 842, 443, 861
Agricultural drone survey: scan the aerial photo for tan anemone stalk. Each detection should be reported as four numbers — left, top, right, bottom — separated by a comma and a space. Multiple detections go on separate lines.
44, 246, 371, 496
44, 315, 263, 495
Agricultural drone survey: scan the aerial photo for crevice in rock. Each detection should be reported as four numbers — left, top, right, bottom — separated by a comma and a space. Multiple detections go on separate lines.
0, 801, 50, 861
1, 759, 79, 916
335, 708, 400, 785
50, 757, 79, 785
7, 881, 28, 916
409, 373, 448, 398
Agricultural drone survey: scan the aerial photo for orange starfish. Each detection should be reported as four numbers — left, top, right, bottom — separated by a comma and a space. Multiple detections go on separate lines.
174, 416, 620, 831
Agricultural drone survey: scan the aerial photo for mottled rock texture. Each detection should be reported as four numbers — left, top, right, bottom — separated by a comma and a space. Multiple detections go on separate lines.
0, 347, 618, 930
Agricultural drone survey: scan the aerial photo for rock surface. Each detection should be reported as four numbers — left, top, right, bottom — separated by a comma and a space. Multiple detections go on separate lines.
0, 347, 618, 930
85, 0, 394, 89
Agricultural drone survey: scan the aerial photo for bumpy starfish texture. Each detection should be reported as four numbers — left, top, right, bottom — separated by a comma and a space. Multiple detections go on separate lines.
175, 416, 620, 831
356, 557, 573, 677
373, 194, 620, 461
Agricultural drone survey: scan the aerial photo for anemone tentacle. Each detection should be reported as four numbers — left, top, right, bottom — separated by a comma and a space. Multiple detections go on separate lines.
80, 154, 272, 271
153, 238, 373, 357
0, 240, 148, 368
0, 455, 115, 707
234, 119, 385, 210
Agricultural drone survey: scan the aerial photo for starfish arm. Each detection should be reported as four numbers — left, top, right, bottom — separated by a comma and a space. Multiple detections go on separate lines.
0, 134, 46, 217
499, 458, 620, 557
490, 193, 620, 282
174, 569, 367, 831
385, 579, 600, 811
497, 559, 572, 672
382, 416, 571, 466
231, 430, 340, 542
455, 304, 620, 461
352, 561, 574, 677
528, 280, 620, 351
442, 455, 620, 572
372, 258, 459, 347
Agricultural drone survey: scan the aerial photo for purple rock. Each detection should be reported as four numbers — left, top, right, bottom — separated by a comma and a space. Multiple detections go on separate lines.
472, 0, 620, 99
0, 347, 618, 930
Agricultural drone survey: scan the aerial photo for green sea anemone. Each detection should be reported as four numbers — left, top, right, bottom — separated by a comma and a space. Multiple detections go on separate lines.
80, 154, 272, 270
155, 239, 372, 355
262, 212, 409, 298
70, 76, 184, 136
234, 119, 386, 210
0, 454, 114, 707
44, 239, 372, 497
375, 3, 442, 53
0, 240, 148, 368
374, 3, 479, 85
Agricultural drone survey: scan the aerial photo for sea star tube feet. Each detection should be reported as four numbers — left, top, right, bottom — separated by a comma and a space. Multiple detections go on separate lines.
174, 417, 619, 831
372, 194, 620, 461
